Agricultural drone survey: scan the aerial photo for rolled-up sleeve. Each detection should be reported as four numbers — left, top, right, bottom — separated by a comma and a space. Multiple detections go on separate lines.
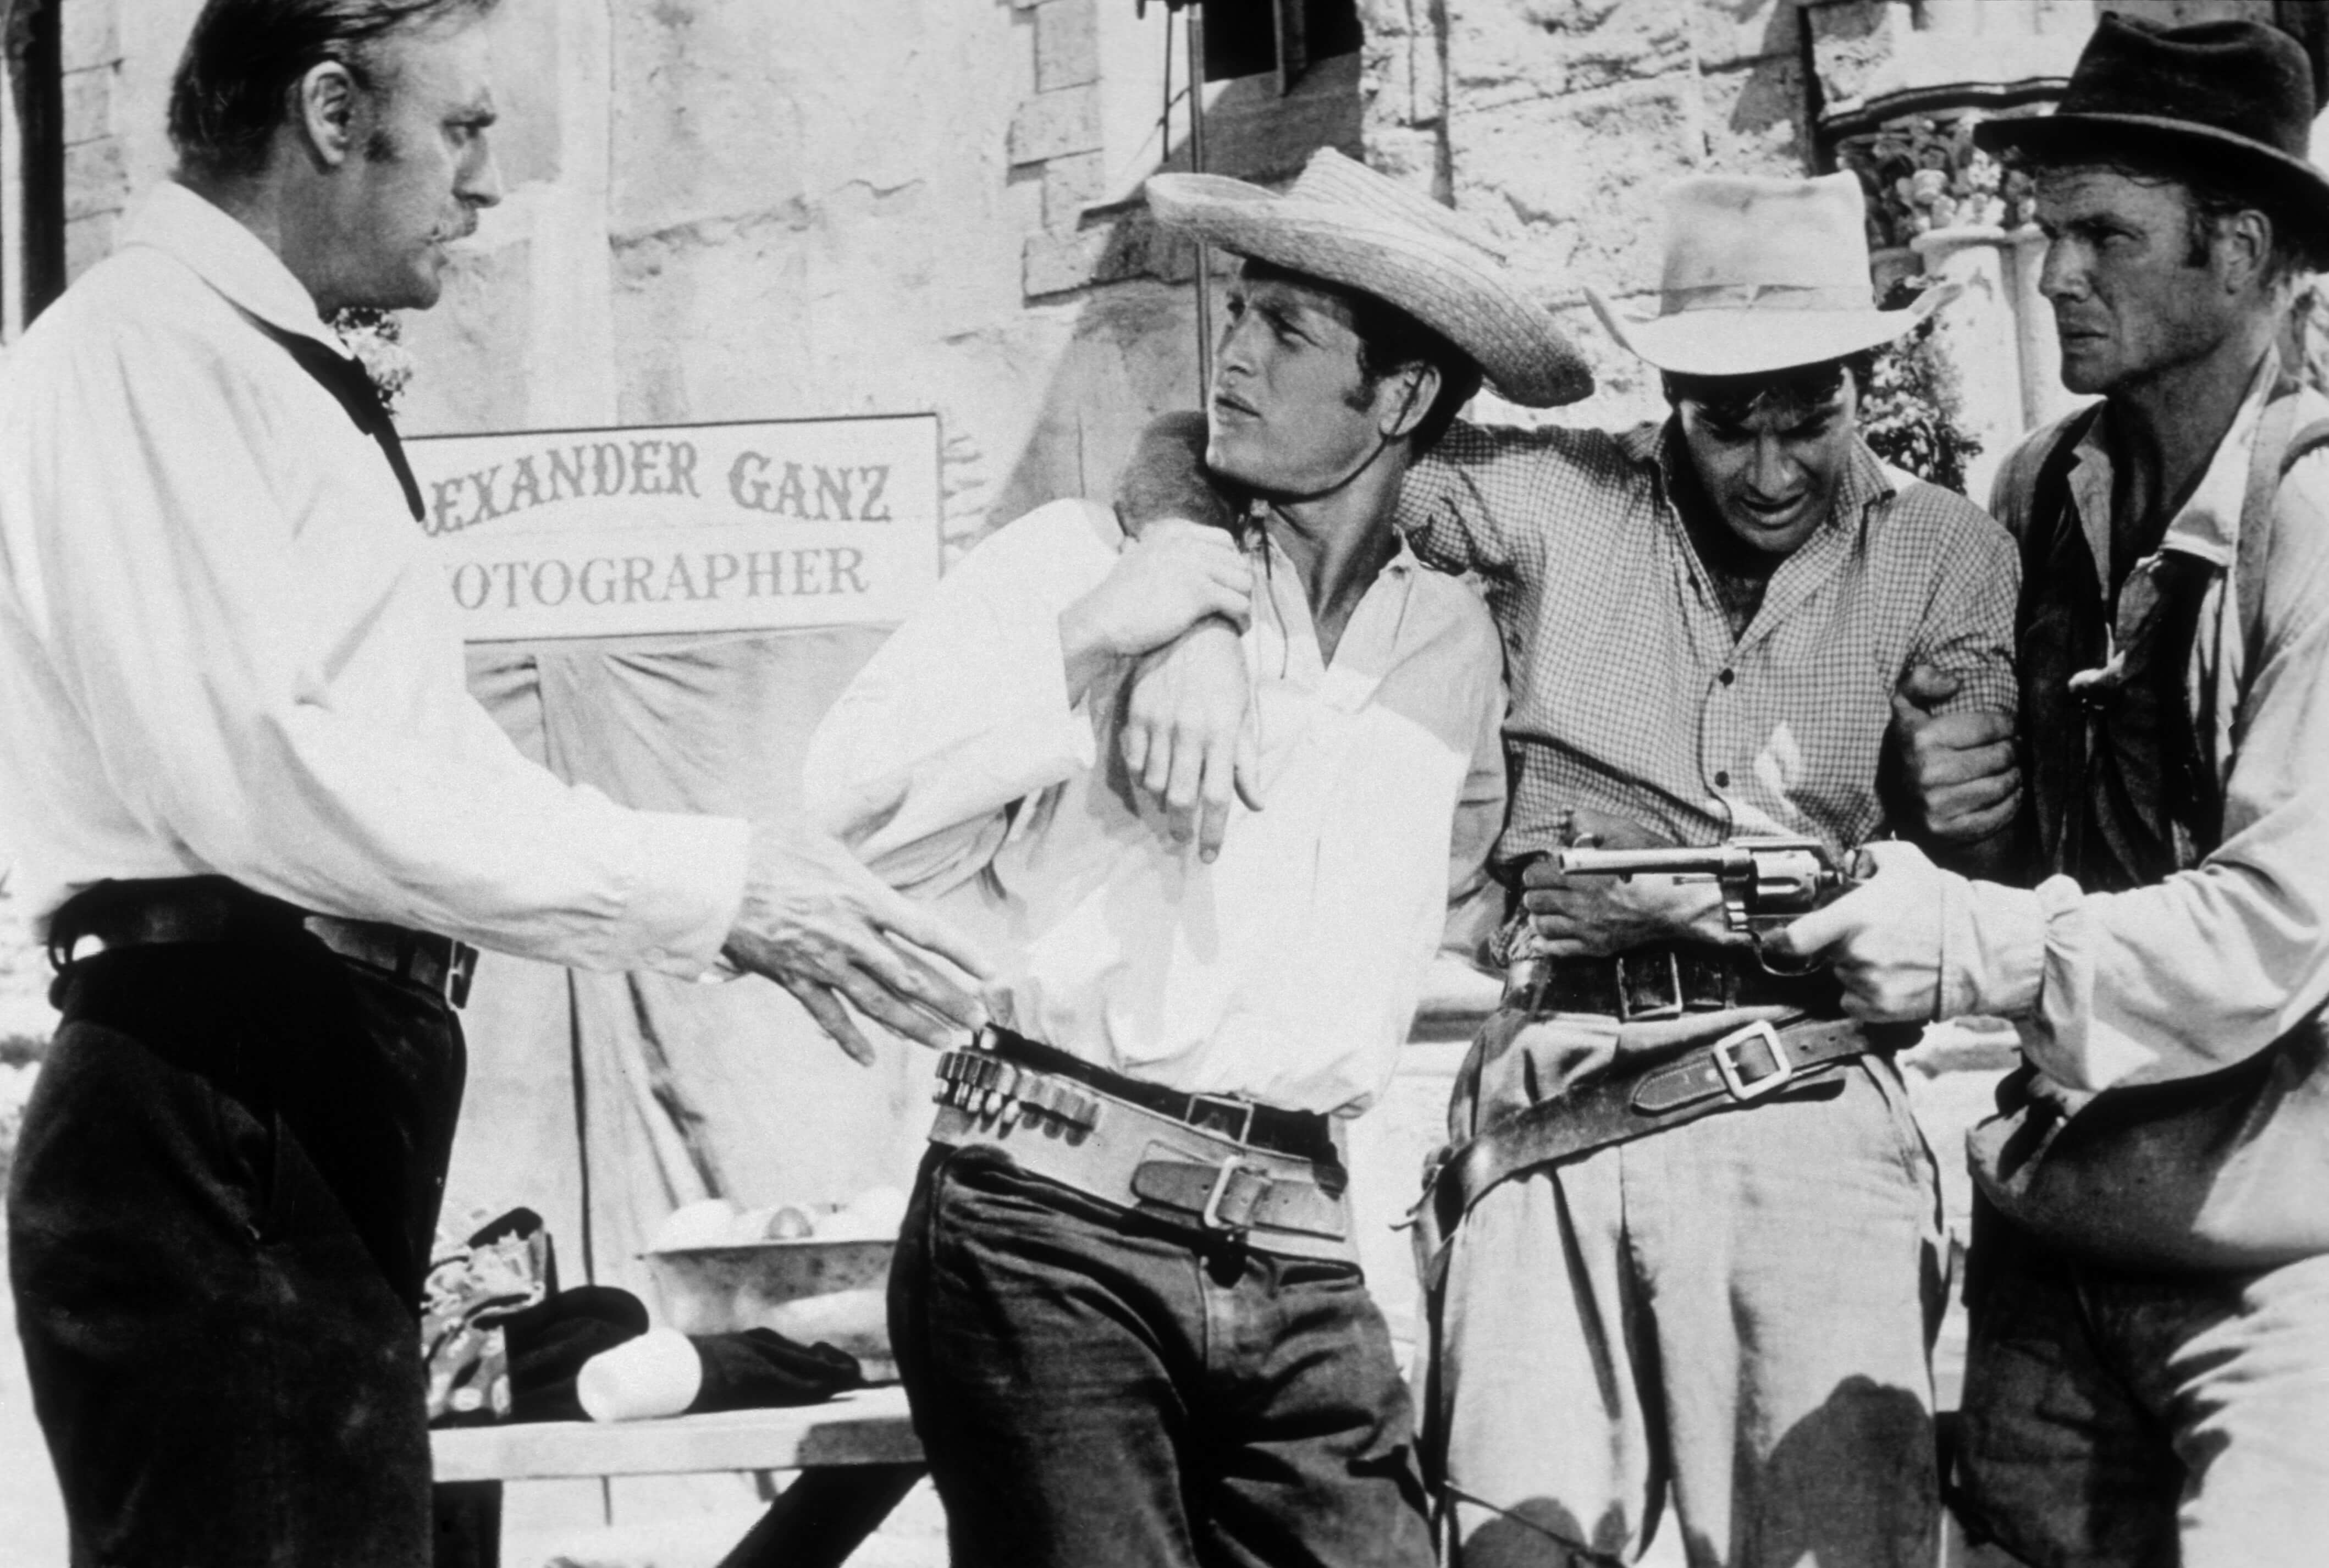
1908, 503, 2020, 721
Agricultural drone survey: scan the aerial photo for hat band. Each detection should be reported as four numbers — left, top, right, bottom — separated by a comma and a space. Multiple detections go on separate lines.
1657, 281, 1876, 318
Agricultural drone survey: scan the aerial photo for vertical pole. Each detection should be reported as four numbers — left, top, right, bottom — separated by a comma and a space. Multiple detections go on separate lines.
1185, 2, 1212, 401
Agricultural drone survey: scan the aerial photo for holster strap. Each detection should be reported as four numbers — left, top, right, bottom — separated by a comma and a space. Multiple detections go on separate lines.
1415, 1017, 1886, 1289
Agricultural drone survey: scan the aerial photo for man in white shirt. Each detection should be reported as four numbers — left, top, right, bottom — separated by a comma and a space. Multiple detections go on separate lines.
804, 149, 1586, 1568
0, 4, 986, 1564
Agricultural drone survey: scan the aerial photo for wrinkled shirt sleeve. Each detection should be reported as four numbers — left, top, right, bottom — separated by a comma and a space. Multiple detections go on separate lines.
1906, 499, 2021, 721
803, 500, 1121, 895
19, 320, 747, 975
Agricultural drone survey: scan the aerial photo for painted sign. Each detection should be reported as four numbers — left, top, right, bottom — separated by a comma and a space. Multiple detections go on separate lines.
408, 414, 940, 642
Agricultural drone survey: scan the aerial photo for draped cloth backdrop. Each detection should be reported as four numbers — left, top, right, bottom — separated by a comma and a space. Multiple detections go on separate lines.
447, 625, 932, 1298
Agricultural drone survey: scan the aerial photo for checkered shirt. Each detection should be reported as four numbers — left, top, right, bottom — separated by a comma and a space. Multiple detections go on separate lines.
1397, 418, 2021, 865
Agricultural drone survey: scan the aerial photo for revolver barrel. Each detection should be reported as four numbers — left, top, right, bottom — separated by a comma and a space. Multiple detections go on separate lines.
1554, 846, 1735, 880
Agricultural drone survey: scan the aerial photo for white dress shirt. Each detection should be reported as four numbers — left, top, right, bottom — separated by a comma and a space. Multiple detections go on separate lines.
0, 183, 746, 973
804, 498, 1506, 1116
1957, 357, 2329, 1091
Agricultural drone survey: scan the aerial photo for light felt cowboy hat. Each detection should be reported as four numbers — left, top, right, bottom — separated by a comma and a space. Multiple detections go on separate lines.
1973, 14, 2329, 266
1587, 173, 1956, 378
1145, 148, 1592, 408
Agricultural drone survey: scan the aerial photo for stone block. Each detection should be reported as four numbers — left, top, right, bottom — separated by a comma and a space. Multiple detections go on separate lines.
1041, 151, 1105, 232
1023, 227, 1112, 299
1024, 209, 1203, 299
1690, 0, 1802, 71
1034, 0, 1099, 91
1008, 85, 1101, 166
1362, 3, 1444, 129
61, 0, 119, 70
1359, 0, 1425, 43
1446, 0, 1694, 114
1450, 74, 1702, 301
63, 138, 129, 222
1366, 126, 1447, 201
62, 66, 115, 147
1698, 55, 1813, 179
1804, 0, 1914, 113
64, 212, 118, 284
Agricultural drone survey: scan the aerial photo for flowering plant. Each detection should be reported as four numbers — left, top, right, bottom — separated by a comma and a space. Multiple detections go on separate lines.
1836, 114, 2037, 250
1861, 279, 1981, 495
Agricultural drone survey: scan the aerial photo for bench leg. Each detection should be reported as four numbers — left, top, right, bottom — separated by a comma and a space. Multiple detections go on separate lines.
715, 1462, 926, 1568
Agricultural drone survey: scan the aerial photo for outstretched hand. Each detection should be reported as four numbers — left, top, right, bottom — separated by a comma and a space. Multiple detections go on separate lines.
1885, 662, 2018, 845
722, 820, 996, 1064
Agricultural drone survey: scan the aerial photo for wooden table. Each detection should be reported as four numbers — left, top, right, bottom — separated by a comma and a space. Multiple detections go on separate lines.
431, 1387, 925, 1568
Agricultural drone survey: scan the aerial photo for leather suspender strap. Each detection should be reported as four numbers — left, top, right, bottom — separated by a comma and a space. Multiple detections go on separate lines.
1413, 1017, 1889, 1289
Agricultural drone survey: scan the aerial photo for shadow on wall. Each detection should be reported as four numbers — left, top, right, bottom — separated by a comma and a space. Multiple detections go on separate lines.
978, 53, 1366, 537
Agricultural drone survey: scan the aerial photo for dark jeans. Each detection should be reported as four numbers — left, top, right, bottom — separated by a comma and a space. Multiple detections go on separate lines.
8, 941, 465, 1568
890, 1142, 1434, 1568
1953, 1203, 2329, 1568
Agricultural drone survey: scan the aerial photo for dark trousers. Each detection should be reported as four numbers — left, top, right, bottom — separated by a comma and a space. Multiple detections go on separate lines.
891, 1143, 1434, 1568
8, 942, 465, 1568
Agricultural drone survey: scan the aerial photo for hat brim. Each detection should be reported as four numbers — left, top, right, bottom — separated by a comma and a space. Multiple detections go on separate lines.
1585, 282, 1958, 378
1977, 113, 2329, 261
1146, 173, 1593, 408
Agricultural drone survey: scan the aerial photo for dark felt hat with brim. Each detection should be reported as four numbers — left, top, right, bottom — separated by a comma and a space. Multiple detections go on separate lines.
1975, 13, 2329, 262
1145, 148, 1593, 408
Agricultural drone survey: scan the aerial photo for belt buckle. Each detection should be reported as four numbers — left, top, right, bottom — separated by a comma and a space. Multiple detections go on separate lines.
446, 943, 478, 1009
1201, 1157, 1267, 1233
1710, 1019, 1793, 1101
1186, 1093, 1257, 1145
1615, 949, 1684, 1022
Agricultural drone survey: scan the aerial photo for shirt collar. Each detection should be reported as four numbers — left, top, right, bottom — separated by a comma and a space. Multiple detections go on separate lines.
118, 181, 352, 356
2069, 350, 2278, 578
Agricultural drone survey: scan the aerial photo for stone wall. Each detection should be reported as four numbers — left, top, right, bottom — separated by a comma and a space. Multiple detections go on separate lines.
1365, 0, 1823, 425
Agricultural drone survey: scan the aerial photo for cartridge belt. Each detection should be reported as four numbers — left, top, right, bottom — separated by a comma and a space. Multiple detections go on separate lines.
930, 1036, 1355, 1263
1502, 944, 1837, 1023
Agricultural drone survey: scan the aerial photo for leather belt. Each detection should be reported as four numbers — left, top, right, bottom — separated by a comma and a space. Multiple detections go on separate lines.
48, 876, 476, 1009
1502, 944, 1837, 1022
930, 1042, 1355, 1263
1413, 1015, 1903, 1288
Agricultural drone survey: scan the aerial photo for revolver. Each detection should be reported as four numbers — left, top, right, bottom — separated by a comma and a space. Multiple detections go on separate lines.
1553, 833, 1855, 975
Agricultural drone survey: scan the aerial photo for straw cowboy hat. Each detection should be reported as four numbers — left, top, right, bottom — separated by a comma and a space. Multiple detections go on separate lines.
1587, 172, 1955, 378
1145, 148, 1592, 408
1974, 13, 2329, 265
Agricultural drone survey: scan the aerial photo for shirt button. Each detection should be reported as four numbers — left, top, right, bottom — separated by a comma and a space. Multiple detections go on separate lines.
1714, 770, 1731, 788
1719, 669, 1735, 686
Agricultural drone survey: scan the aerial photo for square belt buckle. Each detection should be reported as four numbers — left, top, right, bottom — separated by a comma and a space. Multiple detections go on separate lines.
1711, 1019, 1793, 1101
1614, 949, 1685, 1022
1186, 1093, 1257, 1146
1201, 1157, 1269, 1232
